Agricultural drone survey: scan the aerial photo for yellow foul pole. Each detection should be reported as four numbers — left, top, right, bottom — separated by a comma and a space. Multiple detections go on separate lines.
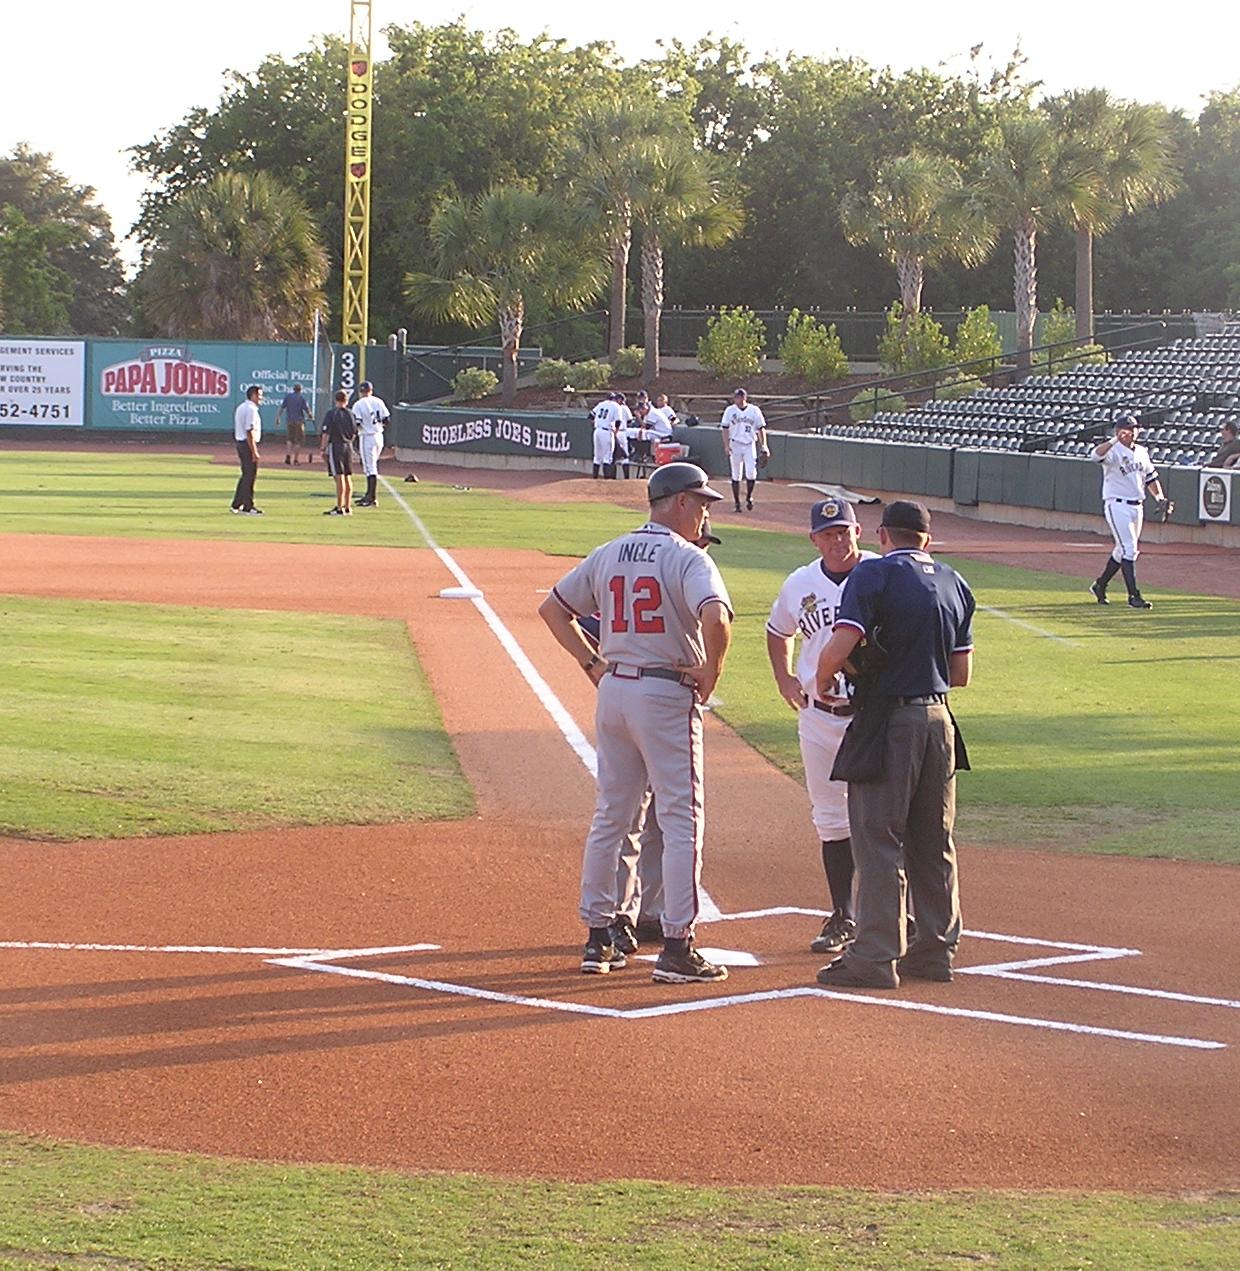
342, 0, 373, 379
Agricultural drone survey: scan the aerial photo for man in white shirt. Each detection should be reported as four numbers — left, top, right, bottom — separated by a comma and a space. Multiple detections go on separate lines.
720, 387, 769, 513
591, 393, 622, 479
1089, 414, 1170, 610
231, 384, 264, 515
351, 381, 391, 507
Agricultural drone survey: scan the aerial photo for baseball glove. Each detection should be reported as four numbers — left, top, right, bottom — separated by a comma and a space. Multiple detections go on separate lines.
842, 634, 887, 705
757, 449, 770, 470
1153, 497, 1175, 522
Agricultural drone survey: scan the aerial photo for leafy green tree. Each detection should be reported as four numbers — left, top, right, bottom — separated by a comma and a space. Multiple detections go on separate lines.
952, 304, 1002, 374
0, 145, 127, 334
405, 186, 604, 403
0, 207, 74, 334
561, 93, 671, 354
697, 305, 766, 379
1033, 299, 1106, 375
974, 111, 1099, 369
1045, 90, 1179, 339
137, 173, 328, 340
840, 151, 993, 317
779, 310, 849, 384
634, 138, 743, 381
876, 302, 951, 376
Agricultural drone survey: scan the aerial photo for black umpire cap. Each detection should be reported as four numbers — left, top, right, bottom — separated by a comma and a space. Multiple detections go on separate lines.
647, 461, 724, 503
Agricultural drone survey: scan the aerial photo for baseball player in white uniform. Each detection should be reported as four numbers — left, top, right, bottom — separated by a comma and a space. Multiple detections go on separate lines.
1089, 414, 1170, 610
539, 463, 734, 984
767, 498, 878, 953
720, 387, 768, 512
351, 381, 390, 507
591, 393, 622, 479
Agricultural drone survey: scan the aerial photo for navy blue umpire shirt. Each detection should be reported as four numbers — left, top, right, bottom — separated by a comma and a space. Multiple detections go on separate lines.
834, 549, 975, 697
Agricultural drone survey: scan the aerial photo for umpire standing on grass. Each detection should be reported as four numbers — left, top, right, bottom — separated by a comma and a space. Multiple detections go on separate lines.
811, 500, 975, 990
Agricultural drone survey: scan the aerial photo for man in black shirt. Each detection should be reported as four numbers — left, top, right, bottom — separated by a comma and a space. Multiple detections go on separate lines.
1208, 421, 1240, 469
319, 389, 357, 516
812, 500, 976, 990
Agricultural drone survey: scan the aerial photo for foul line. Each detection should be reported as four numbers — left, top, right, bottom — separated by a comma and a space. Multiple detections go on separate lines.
977, 603, 1074, 645
381, 475, 723, 922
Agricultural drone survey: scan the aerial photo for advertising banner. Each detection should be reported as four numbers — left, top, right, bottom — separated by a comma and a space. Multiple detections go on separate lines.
402, 410, 590, 459
0, 338, 86, 425
88, 339, 316, 434
1198, 468, 1233, 522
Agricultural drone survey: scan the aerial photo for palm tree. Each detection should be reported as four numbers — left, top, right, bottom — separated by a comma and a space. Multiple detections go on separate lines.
140, 172, 328, 340
840, 151, 994, 319
405, 186, 605, 404
561, 94, 667, 355
1045, 90, 1180, 341
632, 139, 744, 383
974, 112, 1100, 371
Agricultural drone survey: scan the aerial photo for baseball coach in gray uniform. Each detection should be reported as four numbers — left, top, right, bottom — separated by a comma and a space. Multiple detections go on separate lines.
538, 463, 734, 985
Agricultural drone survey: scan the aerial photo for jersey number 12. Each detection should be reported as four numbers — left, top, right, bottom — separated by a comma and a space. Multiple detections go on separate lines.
608, 575, 666, 633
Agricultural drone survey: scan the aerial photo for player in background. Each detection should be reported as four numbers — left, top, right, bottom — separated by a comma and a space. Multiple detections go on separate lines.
767, 499, 877, 954
1089, 414, 1170, 610
320, 389, 358, 516
277, 383, 312, 465
720, 387, 769, 513
351, 381, 390, 507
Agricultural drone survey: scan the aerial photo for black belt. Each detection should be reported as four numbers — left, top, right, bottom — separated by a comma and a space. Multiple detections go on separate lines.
1110, 498, 1141, 505
607, 664, 695, 688
895, 694, 947, 706
812, 699, 854, 717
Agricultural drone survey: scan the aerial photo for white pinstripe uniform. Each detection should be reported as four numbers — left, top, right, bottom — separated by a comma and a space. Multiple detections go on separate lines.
352, 391, 389, 478
1095, 438, 1158, 560
721, 401, 766, 480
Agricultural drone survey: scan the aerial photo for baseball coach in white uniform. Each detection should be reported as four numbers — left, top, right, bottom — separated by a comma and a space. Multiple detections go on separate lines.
720, 387, 768, 513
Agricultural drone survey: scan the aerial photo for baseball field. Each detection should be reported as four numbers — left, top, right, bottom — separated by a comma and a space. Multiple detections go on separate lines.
1, 446, 1238, 1268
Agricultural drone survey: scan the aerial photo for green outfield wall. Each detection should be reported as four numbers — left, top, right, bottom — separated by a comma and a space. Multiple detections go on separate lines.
390, 405, 1240, 534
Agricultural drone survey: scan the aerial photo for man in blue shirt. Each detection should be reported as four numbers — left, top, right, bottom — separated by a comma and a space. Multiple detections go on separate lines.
812, 500, 975, 989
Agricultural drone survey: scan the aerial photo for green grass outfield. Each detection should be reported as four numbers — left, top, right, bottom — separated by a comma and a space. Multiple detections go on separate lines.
0, 594, 471, 839
1, 1135, 1236, 1270
0, 449, 1236, 859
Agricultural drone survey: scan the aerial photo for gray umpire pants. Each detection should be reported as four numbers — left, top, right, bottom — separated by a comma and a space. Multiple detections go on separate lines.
847, 701, 962, 971
579, 674, 704, 941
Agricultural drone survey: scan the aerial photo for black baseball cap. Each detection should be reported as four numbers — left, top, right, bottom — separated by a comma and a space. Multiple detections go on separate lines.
880, 500, 932, 533
809, 497, 858, 532
698, 527, 722, 546
732, 387, 747, 398
359, 380, 372, 391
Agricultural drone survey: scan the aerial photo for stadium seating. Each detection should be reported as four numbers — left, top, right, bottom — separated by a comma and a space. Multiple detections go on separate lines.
822, 320, 1240, 465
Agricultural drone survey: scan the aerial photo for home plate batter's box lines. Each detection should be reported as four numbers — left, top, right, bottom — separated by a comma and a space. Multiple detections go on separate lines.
6, 909, 1237, 1053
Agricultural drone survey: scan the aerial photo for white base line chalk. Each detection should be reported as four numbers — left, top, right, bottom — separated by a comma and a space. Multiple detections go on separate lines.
381, 475, 723, 922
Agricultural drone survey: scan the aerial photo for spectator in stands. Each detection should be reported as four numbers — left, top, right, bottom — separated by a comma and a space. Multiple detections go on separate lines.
1208, 421, 1240, 468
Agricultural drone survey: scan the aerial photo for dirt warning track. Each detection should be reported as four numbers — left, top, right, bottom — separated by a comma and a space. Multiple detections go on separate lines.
0, 522, 1237, 1191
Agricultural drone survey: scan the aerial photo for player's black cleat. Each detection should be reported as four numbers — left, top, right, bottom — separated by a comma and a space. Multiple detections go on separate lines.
581, 938, 626, 974
652, 943, 728, 984
1128, 593, 1153, 609
733, 503, 743, 513
609, 917, 639, 957
746, 497, 754, 511
1088, 580, 1109, 605
810, 911, 857, 954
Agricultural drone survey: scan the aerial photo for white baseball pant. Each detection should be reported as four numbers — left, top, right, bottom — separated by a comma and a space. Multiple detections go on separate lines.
798, 704, 851, 841
729, 445, 757, 480
1103, 498, 1143, 561
359, 430, 383, 477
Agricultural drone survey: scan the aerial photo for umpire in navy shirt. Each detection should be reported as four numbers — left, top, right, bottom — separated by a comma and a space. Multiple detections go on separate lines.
812, 500, 975, 990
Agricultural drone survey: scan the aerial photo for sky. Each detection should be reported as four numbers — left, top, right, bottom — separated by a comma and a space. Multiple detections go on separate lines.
4, 1, 1236, 271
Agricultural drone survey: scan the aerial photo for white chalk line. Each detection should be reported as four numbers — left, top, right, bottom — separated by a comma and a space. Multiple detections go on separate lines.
381, 475, 724, 923
4, 933, 1231, 1049
977, 603, 1074, 645
269, 951, 1225, 1049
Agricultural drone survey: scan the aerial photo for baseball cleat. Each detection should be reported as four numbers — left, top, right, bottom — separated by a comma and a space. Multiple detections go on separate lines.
324, 507, 345, 516
1128, 594, 1153, 609
815, 957, 898, 990
746, 498, 754, 510
733, 503, 743, 513
897, 956, 953, 983
581, 939, 626, 974
651, 944, 728, 984
1088, 581, 1109, 605
810, 911, 857, 955
609, 917, 639, 957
